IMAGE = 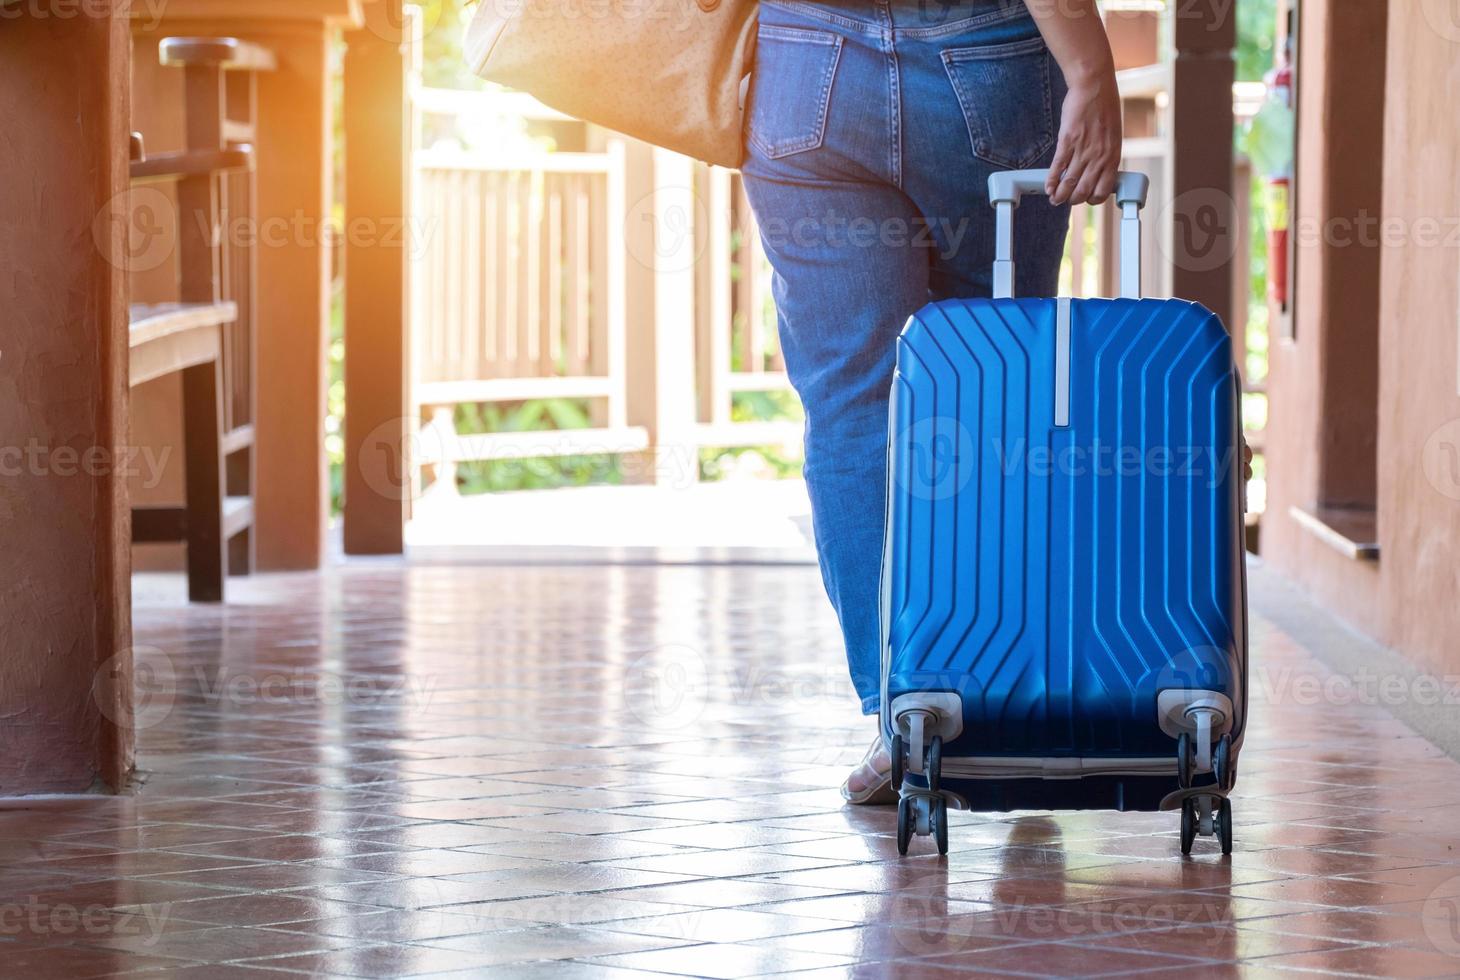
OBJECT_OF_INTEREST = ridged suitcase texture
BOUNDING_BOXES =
[881,296,1248,813]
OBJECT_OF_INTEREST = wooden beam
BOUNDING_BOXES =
[0,4,134,793]
[1169,0,1237,330]
[622,146,701,486]
[342,0,411,555]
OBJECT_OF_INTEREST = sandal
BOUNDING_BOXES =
[841,735,899,806]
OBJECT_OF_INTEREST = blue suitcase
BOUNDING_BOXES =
[881,170,1248,856]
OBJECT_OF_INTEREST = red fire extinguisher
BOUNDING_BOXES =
[1264,58,1294,309]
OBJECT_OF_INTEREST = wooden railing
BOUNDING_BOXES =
[408,87,786,492]
[693,166,799,448]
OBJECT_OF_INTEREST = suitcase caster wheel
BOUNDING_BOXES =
[1216,796,1234,855]
[890,733,905,791]
[1180,798,1197,855]
[1176,732,1193,789]
[896,796,912,856]
[925,736,943,793]
[1213,734,1233,792]
[931,797,949,855]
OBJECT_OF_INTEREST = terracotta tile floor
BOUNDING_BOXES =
[4,559,1460,977]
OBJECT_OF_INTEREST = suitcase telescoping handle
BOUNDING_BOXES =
[989,169,1151,301]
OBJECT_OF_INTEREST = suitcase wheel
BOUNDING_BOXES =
[896,792,948,857]
[1176,732,1193,789]
[1180,799,1197,855]
[890,733,905,792]
[931,797,949,855]
[1216,797,1234,854]
[1213,734,1234,792]
[1181,793,1235,856]
[925,736,943,794]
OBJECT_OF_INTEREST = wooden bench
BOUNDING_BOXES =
[127,37,273,602]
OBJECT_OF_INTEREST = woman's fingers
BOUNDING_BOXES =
[1090,164,1119,206]
[1055,167,1085,206]
[1046,140,1075,198]
[1050,141,1086,205]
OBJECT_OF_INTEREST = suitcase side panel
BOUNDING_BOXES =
[885,297,1245,761]
[1065,298,1245,748]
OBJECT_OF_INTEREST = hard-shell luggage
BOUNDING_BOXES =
[881,169,1248,856]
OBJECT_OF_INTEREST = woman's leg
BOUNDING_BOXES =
[740,4,933,719]
[739,173,930,716]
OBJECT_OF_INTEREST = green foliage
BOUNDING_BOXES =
[1235,0,1279,83]
[450,400,622,494]
[415,0,484,90]
[328,285,346,516]
[698,390,805,482]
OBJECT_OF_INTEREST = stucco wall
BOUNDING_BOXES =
[1372,3,1460,675]
[1264,0,1460,676]
[0,9,135,794]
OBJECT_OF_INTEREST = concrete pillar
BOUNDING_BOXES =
[342,0,412,555]
[0,5,135,793]
[1170,0,1237,330]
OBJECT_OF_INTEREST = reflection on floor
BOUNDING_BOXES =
[4,558,1460,978]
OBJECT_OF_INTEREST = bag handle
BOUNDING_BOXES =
[989,169,1150,301]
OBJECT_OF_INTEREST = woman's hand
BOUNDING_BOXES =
[1024,0,1123,206]
[1045,70,1123,206]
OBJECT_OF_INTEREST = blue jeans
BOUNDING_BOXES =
[741,0,1071,715]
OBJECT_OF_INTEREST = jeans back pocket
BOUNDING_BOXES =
[748,26,844,160]
[942,36,1057,170]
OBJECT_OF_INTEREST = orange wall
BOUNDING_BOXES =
[1371,3,1460,673]
[0,10,134,794]
[1264,0,1460,671]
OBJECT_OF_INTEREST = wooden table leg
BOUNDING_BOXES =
[182,359,227,602]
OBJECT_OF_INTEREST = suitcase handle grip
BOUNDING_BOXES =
[990,168,1149,301]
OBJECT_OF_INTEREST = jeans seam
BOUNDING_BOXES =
[762,0,885,35]
[894,3,1034,39]
[763,0,1032,39]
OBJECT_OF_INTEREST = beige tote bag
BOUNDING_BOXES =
[466,0,759,170]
